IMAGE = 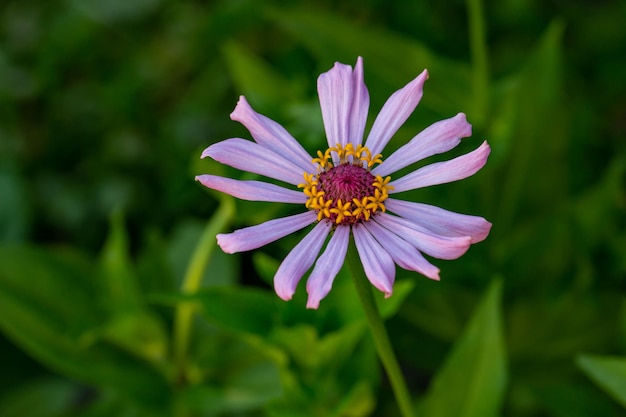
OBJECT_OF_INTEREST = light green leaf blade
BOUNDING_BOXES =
[577,354,626,408]
[421,279,507,417]
[99,210,142,314]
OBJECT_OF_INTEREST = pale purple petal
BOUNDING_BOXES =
[230,96,315,172]
[305,225,350,309]
[196,175,306,204]
[364,69,429,157]
[373,113,472,177]
[274,220,332,301]
[389,141,490,193]
[352,223,395,297]
[375,213,472,260]
[318,61,354,149]
[363,221,440,280]
[385,198,492,243]
[217,211,316,254]
[348,56,369,148]
[202,138,306,185]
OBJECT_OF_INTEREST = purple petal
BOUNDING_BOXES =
[274,220,332,301]
[230,96,315,172]
[364,69,429,157]
[363,221,440,280]
[389,141,490,193]
[352,223,395,296]
[373,113,472,177]
[318,61,354,149]
[217,211,316,254]
[305,225,350,309]
[385,198,492,243]
[196,175,306,204]
[348,57,369,148]
[201,138,306,185]
[375,213,472,260]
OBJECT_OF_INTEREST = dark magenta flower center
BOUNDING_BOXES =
[318,163,376,205]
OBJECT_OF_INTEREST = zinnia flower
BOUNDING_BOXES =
[196,57,491,309]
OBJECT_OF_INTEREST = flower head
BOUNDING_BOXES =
[196,57,491,309]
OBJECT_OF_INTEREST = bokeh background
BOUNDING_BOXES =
[1,0,625,416]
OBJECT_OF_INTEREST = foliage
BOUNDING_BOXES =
[1,0,625,416]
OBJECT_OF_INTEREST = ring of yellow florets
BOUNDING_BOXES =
[298,143,394,225]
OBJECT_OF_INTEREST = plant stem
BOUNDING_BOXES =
[346,240,416,417]
[172,196,234,383]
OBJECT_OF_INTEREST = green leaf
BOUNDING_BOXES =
[0,245,170,411]
[178,345,283,415]
[0,167,28,243]
[222,40,302,109]
[96,211,168,363]
[269,8,472,117]
[375,279,415,319]
[99,210,142,314]
[0,377,79,417]
[497,20,565,230]
[577,354,626,408]
[193,286,285,337]
[421,279,507,417]
[331,381,376,417]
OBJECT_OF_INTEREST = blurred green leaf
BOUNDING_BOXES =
[331,381,376,417]
[270,8,473,117]
[497,19,565,231]
[178,354,283,415]
[531,382,617,417]
[507,293,619,364]
[167,218,238,288]
[96,211,168,363]
[0,245,170,411]
[375,279,415,319]
[0,168,28,243]
[252,252,279,287]
[421,279,507,417]
[99,210,142,314]
[68,0,161,23]
[0,377,80,417]
[577,354,626,408]
[194,286,285,337]
[318,321,366,371]
[222,40,302,109]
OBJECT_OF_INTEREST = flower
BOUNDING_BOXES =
[196,57,491,309]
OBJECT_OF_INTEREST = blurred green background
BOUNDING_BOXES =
[1,0,625,416]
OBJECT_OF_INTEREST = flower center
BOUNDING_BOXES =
[298,143,394,225]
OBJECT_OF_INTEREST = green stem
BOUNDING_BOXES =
[346,240,415,417]
[467,0,489,128]
[173,196,235,382]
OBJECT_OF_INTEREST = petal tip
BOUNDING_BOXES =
[275,285,294,302]
[200,146,214,159]
[230,95,250,121]
[471,219,493,243]
[429,270,441,281]
[216,234,236,254]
